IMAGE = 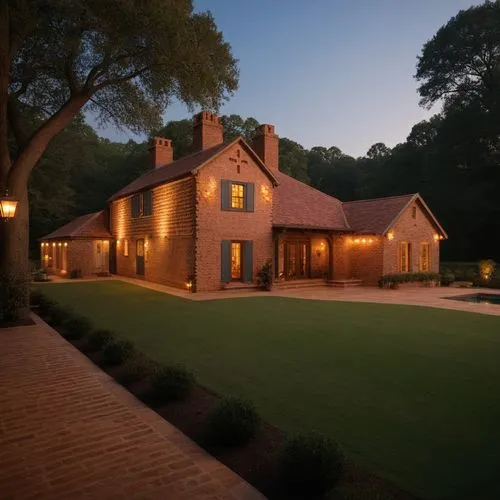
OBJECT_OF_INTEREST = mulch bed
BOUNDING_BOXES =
[42,311,417,500]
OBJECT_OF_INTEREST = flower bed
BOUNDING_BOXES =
[378,272,441,289]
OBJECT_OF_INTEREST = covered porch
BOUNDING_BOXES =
[272,227,355,285]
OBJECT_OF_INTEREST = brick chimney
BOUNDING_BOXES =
[253,124,279,171]
[149,137,173,169]
[193,111,224,151]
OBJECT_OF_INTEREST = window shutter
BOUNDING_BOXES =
[131,195,140,217]
[221,180,230,210]
[245,183,254,212]
[143,191,152,216]
[243,240,253,282]
[221,240,231,282]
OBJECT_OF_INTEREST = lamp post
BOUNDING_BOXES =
[0,191,18,220]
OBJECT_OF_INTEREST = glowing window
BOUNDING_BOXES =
[124,239,129,257]
[231,242,242,279]
[231,183,245,209]
[420,242,430,272]
[399,241,411,272]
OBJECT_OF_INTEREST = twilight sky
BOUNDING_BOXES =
[91,0,484,157]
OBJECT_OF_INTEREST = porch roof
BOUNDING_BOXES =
[40,211,112,241]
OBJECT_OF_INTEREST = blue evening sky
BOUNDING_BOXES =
[91,0,483,157]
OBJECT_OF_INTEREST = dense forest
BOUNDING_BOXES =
[29,2,500,263]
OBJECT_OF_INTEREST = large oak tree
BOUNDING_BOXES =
[0,0,238,281]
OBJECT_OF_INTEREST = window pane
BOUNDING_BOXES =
[231,242,241,279]
[231,183,245,209]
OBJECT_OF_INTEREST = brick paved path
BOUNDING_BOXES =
[0,315,264,500]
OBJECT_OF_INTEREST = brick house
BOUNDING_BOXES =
[40,111,447,291]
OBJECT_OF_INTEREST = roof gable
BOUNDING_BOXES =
[108,137,278,202]
[40,211,112,240]
[343,193,447,237]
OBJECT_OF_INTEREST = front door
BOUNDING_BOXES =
[285,241,309,279]
[136,239,145,276]
[109,240,117,274]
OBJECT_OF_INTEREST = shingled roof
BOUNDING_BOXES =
[343,193,447,236]
[40,211,111,240]
[272,171,351,231]
[108,138,278,202]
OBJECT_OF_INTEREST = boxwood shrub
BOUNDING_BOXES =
[119,356,157,385]
[63,315,93,340]
[378,272,440,288]
[87,329,116,352]
[102,339,137,366]
[280,432,343,497]
[152,364,195,402]
[46,304,72,327]
[207,396,261,446]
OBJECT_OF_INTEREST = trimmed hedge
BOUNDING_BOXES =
[102,340,137,366]
[207,396,261,446]
[378,272,440,288]
[280,432,343,497]
[87,329,116,351]
[119,357,158,385]
[63,315,93,340]
[152,364,195,402]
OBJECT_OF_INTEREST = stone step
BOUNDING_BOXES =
[326,279,363,288]
[273,279,327,290]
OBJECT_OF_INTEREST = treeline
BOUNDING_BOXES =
[29,108,499,263]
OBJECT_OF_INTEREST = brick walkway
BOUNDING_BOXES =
[0,316,264,500]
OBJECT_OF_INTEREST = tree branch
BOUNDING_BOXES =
[7,98,29,154]
[93,66,150,92]
[8,93,89,190]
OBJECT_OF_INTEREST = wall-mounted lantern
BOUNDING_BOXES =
[0,191,18,220]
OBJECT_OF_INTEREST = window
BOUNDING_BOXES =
[412,206,417,219]
[399,241,411,272]
[131,194,141,217]
[142,191,152,216]
[231,242,242,279]
[221,180,254,212]
[123,239,129,257]
[231,183,245,209]
[131,191,153,218]
[420,242,430,271]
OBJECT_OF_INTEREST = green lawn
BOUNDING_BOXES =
[39,280,500,500]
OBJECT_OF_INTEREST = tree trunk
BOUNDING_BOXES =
[0,181,29,279]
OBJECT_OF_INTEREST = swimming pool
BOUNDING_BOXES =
[446,293,500,305]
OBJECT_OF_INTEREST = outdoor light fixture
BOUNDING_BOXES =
[387,232,395,241]
[0,191,18,220]
[186,280,193,292]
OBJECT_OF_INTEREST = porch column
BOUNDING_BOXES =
[327,234,334,281]
[273,231,280,280]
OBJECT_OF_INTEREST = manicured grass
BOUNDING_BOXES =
[39,281,500,500]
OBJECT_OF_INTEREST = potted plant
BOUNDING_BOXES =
[257,259,273,291]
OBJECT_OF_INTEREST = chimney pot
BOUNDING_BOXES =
[193,111,224,151]
[253,123,279,171]
[149,136,173,169]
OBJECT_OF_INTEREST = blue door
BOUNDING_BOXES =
[136,239,145,276]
